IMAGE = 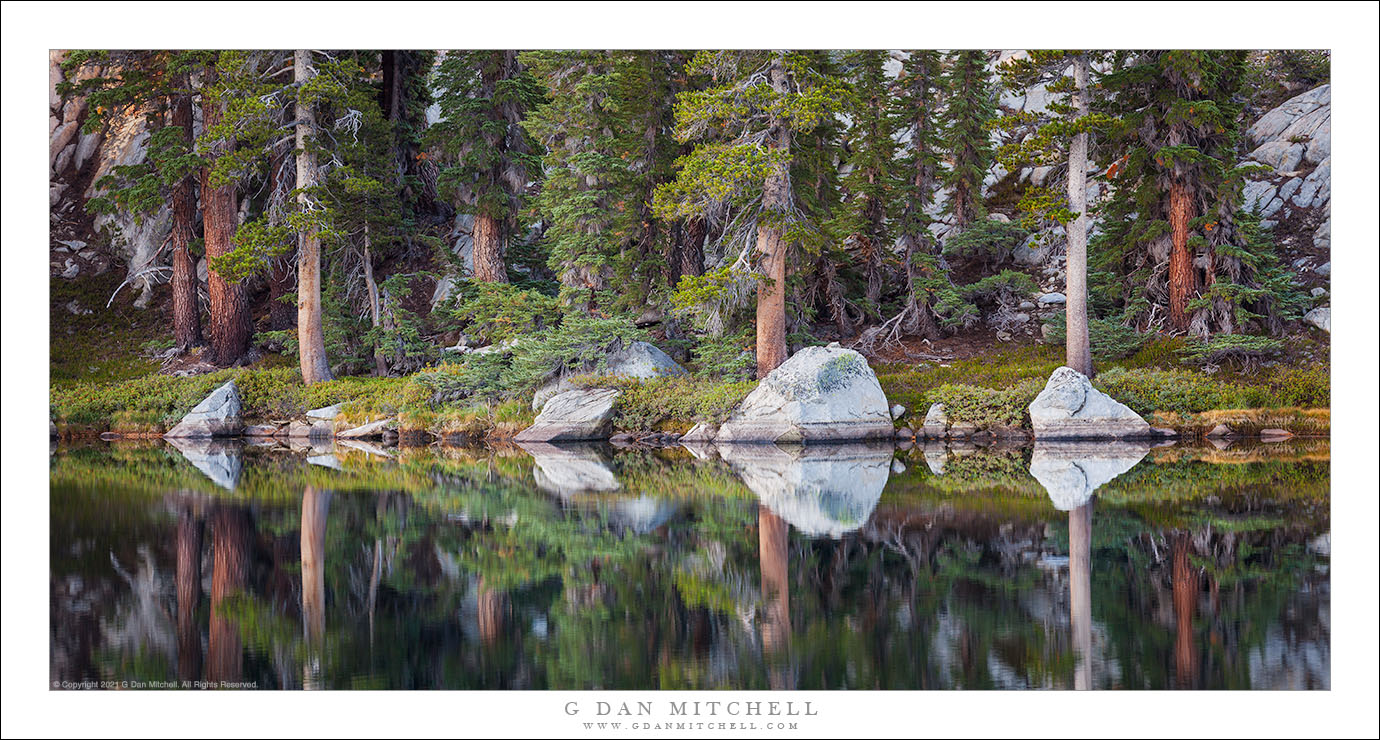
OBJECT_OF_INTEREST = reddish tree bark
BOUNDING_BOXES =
[477,578,510,647]
[199,75,251,366]
[471,212,507,283]
[1167,180,1195,332]
[300,486,330,689]
[754,60,791,379]
[169,81,203,351]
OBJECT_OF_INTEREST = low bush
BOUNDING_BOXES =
[433,281,562,345]
[1092,367,1240,416]
[1042,314,1149,362]
[876,344,1062,416]
[927,378,1044,428]
[577,375,758,434]
[1178,334,1285,370]
[943,219,1030,267]
[689,329,756,381]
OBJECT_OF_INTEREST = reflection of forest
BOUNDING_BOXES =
[48,441,1330,690]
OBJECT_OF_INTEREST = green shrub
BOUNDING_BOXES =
[689,329,755,381]
[578,375,757,434]
[1092,367,1240,416]
[960,270,1038,306]
[928,378,1044,428]
[1042,314,1150,362]
[876,344,1062,416]
[943,219,1030,267]
[1178,334,1284,370]
[1264,366,1330,408]
[434,280,562,345]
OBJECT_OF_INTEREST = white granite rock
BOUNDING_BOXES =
[1302,306,1330,333]
[516,388,620,442]
[1028,367,1150,440]
[532,340,687,411]
[715,346,893,444]
[164,381,243,438]
[520,442,621,496]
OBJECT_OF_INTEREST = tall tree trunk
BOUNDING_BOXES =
[175,506,203,681]
[362,227,388,376]
[209,506,252,683]
[199,71,250,367]
[903,234,942,341]
[169,80,203,351]
[754,60,791,379]
[300,486,330,689]
[1068,501,1093,690]
[1065,54,1094,376]
[1167,180,1194,332]
[295,49,334,383]
[471,212,507,283]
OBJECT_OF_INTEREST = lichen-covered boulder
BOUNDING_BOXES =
[718,442,890,538]
[1028,367,1150,440]
[1029,440,1151,511]
[716,345,893,444]
[516,388,620,442]
[164,381,242,438]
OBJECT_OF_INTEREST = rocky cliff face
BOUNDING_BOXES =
[1239,84,1332,301]
[50,51,179,307]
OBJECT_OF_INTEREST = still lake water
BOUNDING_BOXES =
[50,436,1329,690]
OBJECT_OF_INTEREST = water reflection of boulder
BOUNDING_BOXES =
[717,443,892,538]
[164,437,242,490]
[606,495,680,534]
[1029,441,1152,510]
[519,442,620,497]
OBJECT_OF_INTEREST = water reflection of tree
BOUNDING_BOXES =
[50,444,1329,690]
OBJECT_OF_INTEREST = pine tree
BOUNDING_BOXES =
[63,50,207,351]
[521,50,682,312]
[940,50,997,232]
[207,51,405,381]
[996,50,1109,376]
[653,51,846,377]
[825,50,895,335]
[197,56,253,366]
[292,49,333,383]
[1095,51,1297,336]
[428,51,543,285]
[868,49,966,348]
